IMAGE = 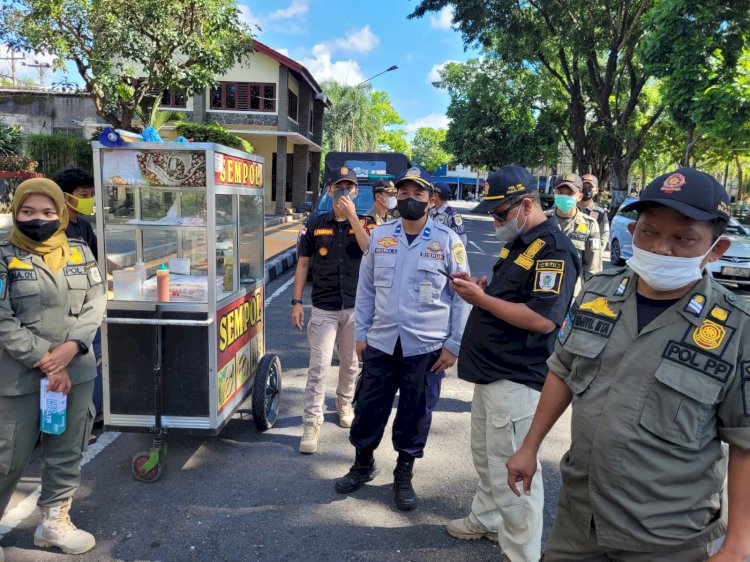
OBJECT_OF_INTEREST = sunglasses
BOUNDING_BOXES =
[488,198,525,222]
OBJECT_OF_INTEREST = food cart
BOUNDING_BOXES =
[92,141,282,482]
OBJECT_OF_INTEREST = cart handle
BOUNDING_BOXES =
[105,317,215,327]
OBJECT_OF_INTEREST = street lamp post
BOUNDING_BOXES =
[356,65,399,87]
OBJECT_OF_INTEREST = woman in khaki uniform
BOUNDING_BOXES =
[0,179,106,559]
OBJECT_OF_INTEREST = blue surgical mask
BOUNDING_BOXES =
[555,194,577,213]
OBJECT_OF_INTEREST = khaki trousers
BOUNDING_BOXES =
[469,379,543,562]
[0,379,95,515]
[304,307,359,424]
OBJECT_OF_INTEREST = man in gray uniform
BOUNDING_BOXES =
[548,173,602,280]
[507,168,750,561]
[578,173,610,249]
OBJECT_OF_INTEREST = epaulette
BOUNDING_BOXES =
[712,278,750,316]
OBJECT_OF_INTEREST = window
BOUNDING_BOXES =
[309,107,314,133]
[160,88,187,108]
[52,127,84,137]
[288,90,298,122]
[210,82,276,112]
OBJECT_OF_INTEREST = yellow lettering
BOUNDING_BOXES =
[219,316,227,351]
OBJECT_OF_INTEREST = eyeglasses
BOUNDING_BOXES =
[488,198,524,222]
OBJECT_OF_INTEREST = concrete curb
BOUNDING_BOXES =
[264,212,305,228]
[264,246,297,284]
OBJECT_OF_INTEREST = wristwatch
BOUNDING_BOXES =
[73,340,89,355]
[291,299,303,306]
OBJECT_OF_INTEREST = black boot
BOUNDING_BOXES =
[335,450,380,494]
[393,453,417,511]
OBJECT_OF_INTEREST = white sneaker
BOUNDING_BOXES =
[446,516,498,542]
[34,498,96,554]
[299,420,321,454]
[336,399,354,428]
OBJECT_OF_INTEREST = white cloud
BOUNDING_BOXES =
[276,48,290,57]
[427,60,457,86]
[332,25,380,54]
[268,0,308,20]
[238,5,262,28]
[298,26,381,85]
[430,6,454,30]
[0,46,57,86]
[300,44,365,85]
[406,113,450,134]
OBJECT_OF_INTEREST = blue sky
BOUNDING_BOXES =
[1,0,478,134]
[239,0,479,133]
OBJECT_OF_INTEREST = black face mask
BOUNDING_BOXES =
[581,188,594,201]
[397,198,429,221]
[16,219,61,242]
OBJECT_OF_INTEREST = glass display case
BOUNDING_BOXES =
[93,142,281,479]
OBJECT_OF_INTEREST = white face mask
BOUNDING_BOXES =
[494,207,528,245]
[385,196,397,210]
[626,239,720,292]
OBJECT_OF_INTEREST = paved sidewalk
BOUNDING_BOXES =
[263,213,304,282]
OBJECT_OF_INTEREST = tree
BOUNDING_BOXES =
[410,0,663,193]
[321,81,381,153]
[411,127,452,174]
[640,0,750,165]
[371,91,410,155]
[1,0,253,129]
[435,58,561,170]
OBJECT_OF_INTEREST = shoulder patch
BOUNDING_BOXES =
[514,238,546,270]
[454,214,463,226]
[0,272,6,300]
[534,260,564,294]
[685,293,706,316]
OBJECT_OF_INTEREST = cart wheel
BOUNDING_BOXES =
[131,451,164,483]
[252,354,282,431]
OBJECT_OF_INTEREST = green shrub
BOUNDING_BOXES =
[0,120,24,157]
[174,122,254,153]
[25,134,93,177]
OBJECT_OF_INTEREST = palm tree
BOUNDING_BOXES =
[135,99,185,133]
[321,81,381,153]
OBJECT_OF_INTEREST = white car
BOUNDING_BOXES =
[707,218,750,287]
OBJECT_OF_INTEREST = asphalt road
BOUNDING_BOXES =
[1,207,747,562]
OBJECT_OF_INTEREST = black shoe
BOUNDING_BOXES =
[335,455,380,494]
[393,454,417,511]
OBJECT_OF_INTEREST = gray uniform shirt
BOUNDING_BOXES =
[549,268,750,551]
[548,209,602,279]
[580,202,610,247]
[0,239,106,396]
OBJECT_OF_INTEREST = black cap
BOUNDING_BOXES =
[434,182,452,199]
[372,179,396,194]
[620,168,731,221]
[473,165,536,213]
[329,166,358,186]
[395,167,434,192]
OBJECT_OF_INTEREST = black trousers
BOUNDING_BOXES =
[349,340,443,458]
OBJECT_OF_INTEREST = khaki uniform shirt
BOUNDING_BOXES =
[548,209,602,279]
[580,202,610,247]
[548,268,750,551]
[366,205,397,226]
[0,239,106,396]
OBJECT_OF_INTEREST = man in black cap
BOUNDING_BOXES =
[507,168,750,561]
[367,179,399,225]
[431,182,467,246]
[578,173,610,249]
[445,165,580,562]
[292,166,375,454]
[335,167,471,511]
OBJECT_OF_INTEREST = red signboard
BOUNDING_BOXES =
[214,152,263,187]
